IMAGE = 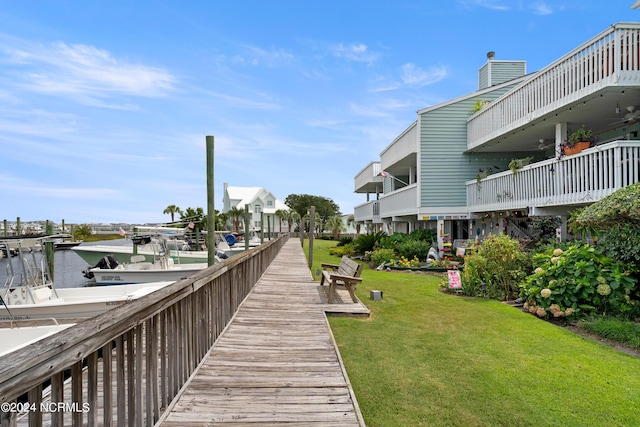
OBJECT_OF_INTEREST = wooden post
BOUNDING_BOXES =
[244,204,250,251]
[267,216,271,241]
[308,206,315,268]
[206,136,216,265]
[260,212,264,244]
[45,221,55,282]
[133,227,138,255]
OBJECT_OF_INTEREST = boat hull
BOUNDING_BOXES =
[0,282,173,321]
[90,263,208,285]
[72,245,209,265]
[0,324,74,357]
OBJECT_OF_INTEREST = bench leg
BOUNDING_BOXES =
[346,285,358,303]
[328,281,336,303]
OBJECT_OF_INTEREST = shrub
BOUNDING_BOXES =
[519,244,638,318]
[329,244,354,257]
[352,232,386,255]
[408,228,437,243]
[397,239,431,261]
[390,256,421,268]
[337,236,354,247]
[460,234,530,300]
[370,248,397,267]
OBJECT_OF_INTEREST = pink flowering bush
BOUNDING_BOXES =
[520,244,637,318]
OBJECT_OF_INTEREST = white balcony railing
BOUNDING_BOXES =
[354,200,380,223]
[380,123,417,169]
[354,161,382,193]
[468,23,640,149]
[467,140,640,213]
[379,184,418,218]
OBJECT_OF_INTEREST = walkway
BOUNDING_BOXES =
[160,239,369,426]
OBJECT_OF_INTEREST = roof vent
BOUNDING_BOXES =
[487,51,495,60]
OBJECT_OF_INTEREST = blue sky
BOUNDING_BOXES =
[0,1,638,225]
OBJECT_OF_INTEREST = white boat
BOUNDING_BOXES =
[72,242,209,265]
[0,239,174,321]
[0,282,173,321]
[72,231,241,265]
[87,253,210,285]
[0,324,74,357]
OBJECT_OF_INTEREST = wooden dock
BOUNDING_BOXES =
[160,239,369,426]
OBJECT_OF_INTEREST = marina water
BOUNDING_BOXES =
[0,239,129,289]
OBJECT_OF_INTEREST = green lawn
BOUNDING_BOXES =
[305,239,640,427]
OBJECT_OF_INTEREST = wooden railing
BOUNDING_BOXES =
[468,23,640,148]
[466,140,640,213]
[0,234,288,427]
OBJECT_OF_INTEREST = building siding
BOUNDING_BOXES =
[419,84,523,208]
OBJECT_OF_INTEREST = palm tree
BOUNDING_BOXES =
[345,214,360,234]
[275,209,293,233]
[163,205,183,222]
[227,206,247,232]
[327,216,346,240]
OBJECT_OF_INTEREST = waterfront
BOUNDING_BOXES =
[0,239,129,289]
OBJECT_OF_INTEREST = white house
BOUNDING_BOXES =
[354,22,640,251]
[222,183,290,233]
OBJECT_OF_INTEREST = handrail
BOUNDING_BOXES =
[468,23,640,147]
[0,234,289,426]
[466,140,640,212]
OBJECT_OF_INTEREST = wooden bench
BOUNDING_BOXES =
[320,256,363,303]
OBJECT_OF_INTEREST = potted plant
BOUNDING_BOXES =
[476,167,492,184]
[508,157,533,174]
[564,126,594,155]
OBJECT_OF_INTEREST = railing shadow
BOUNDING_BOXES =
[0,234,289,427]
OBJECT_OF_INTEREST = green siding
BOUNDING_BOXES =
[419,84,522,208]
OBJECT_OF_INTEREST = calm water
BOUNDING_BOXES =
[0,239,129,289]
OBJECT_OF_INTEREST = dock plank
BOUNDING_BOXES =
[161,240,367,426]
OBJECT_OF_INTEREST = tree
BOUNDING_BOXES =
[227,206,248,232]
[284,194,340,233]
[574,183,640,266]
[73,224,93,240]
[326,216,346,240]
[216,211,229,231]
[275,209,294,232]
[163,205,183,222]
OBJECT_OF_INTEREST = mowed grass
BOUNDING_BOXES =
[305,239,640,427]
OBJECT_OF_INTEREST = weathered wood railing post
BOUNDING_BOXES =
[244,204,250,251]
[308,206,315,268]
[206,135,216,266]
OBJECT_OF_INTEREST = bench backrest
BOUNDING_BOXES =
[338,256,363,278]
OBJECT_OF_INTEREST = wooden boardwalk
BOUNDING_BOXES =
[160,240,369,426]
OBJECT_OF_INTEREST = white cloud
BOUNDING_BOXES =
[330,43,380,63]
[370,64,448,92]
[0,38,176,104]
[529,1,554,15]
[461,0,511,11]
[401,63,448,87]
[229,44,295,67]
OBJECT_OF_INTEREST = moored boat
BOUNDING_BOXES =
[0,239,174,321]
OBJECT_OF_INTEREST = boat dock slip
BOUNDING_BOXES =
[160,239,368,426]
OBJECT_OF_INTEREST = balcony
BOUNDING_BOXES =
[468,23,640,152]
[354,161,383,194]
[380,123,417,170]
[354,200,380,223]
[379,184,418,219]
[466,140,640,213]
